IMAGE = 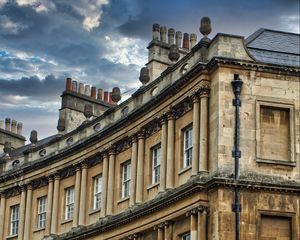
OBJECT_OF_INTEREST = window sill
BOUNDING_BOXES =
[6,234,17,239]
[256,158,296,167]
[89,208,101,215]
[178,165,192,175]
[117,196,129,204]
[33,227,45,233]
[147,182,160,190]
[61,218,73,225]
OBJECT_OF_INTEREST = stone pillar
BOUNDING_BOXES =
[136,131,145,203]
[198,207,208,240]
[192,93,200,176]
[106,148,116,215]
[100,152,109,218]
[18,185,26,240]
[199,86,210,172]
[24,184,33,240]
[130,135,138,206]
[45,176,54,235]
[155,224,164,240]
[166,111,175,189]
[164,221,173,240]
[0,193,6,239]
[190,210,198,240]
[50,174,60,234]
[73,165,81,227]
[79,162,88,225]
[159,116,167,192]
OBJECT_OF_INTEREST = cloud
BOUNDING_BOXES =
[0,15,26,34]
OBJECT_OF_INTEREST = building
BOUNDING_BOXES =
[0,17,299,240]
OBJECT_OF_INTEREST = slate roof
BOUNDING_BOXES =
[246,28,300,67]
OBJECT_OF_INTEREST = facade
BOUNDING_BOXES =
[0,17,299,240]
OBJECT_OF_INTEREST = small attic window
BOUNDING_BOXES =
[180,63,189,76]
[122,106,129,116]
[39,149,46,157]
[94,123,101,132]
[66,137,73,145]
[12,160,20,167]
[151,87,158,96]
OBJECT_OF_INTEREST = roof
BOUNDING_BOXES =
[246,28,300,67]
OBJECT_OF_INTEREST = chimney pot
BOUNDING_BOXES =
[91,86,97,99]
[79,83,84,94]
[11,120,17,133]
[183,33,190,49]
[97,89,103,100]
[109,92,113,105]
[160,26,167,43]
[152,23,160,40]
[168,28,175,45]
[175,31,182,48]
[71,81,78,92]
[0,120,4,129]
[190,33,197,48]
[66,78,72,91]
[30,130,38,145]
[85,85,91,96]
[104,91,109,102]
[17,122,23,135]
[5,118,11,131]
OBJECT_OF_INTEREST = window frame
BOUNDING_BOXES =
[93,175,102,210]
[151,144,161,184]
[37,196,47,229]
[121,161,131,199]
[181,232,191,240]
[10,205,19,236]
[65,187,75,220]
[183,125,193,168]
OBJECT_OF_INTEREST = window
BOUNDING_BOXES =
[182,232,191,240]
[65,187,74,220]
[121,161,131,198]
[183,126,193,168]
[93,175,102,210]
[152,145,161,184]
[37,196,47,228]
[10,205,19,236]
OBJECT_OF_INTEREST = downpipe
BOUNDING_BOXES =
[231,74,243,240]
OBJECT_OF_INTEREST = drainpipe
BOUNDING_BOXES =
[231,74,243,240]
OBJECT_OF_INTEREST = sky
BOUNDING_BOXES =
[0,0,299,142]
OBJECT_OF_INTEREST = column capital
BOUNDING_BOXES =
[19,184,26,192]
[101,149,109,158]
[158,114,167,125]
[199,84,210,98]
[54,172,61,180]
[137,130,145,139]
[130,134,138,143]
[166,109,175,120]
[164,220,173,227]
[47,174,54,183]
[75,164,81,172]
[80,160,88,169]
[26,183,33,191]
[108,146,116,155]
[198,205,210,214]
[0,191,6,198]
[191,89,200,103]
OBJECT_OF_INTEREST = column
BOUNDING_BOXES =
[164,221,173,240]
[156,224,164,240]
[130,135,138,206]
[50,174,60,234]
[0,192,6,239]
[73,165,81,227]
[79,162,88,225]
[159,116,167,192]
[198,206,208,240]
[136,131,145,203]
[24,184,33,240]
[106,148,116,215]
[199,86,210,172]
[190,210,198,240]
[100,152,109,218]
[192,92,200,175]
[18,185,26,240]
[166,111,175,189]
[45,176,54,235]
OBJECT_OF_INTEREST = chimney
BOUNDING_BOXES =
[66,78,72,91]
[190,33,197,48]
[175,31,182,49]
[104,91,109,102]
[11,120,17,133]
[183,33,189,49]
[5,118,10,131]
[91,86,97,99]
[79,83,84,94]
[168,28,175,45]
[152,23,160,40]
[109,92,113,104]
[97,88,103,100]
[160,26,167,43]
[85,85,91,96]
[71,81,78,92]
[17,122,23,135]
[0,120,3,129]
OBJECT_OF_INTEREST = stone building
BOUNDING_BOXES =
[0,17,299,240]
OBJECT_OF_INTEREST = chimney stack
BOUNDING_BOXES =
[152,23,160,40]
[183,33,190,49]
[104,91,109,102]
[17,122,23,135]
[66,78,72,91]
[71,81,78,92]
[175,31,182,48]
[168,28,175,45]
[97,89,103,100]
[5,118,10,131]
[79,83,84,94]
[11,120,17,133]
[160,26,167,43]
[91,86,97,99]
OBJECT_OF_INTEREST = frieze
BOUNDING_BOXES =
[115,137,132,155]
[143,118,161,138]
